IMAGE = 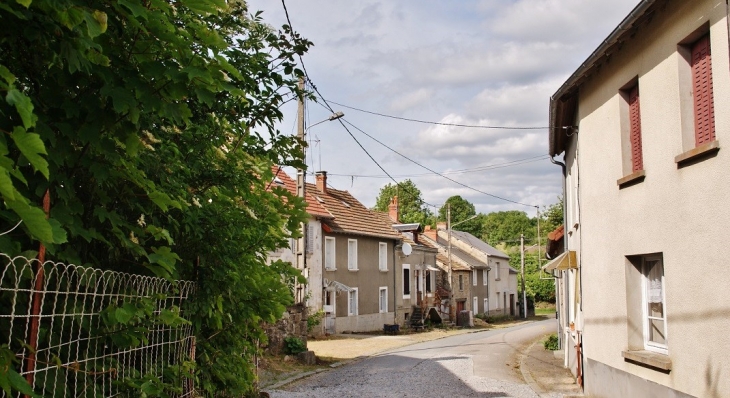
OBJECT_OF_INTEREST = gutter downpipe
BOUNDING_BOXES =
[550,155,567,352]
[393,241,398,326]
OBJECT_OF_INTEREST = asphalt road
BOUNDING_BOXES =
[269,319,557,398]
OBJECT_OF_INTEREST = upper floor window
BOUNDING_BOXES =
[472,269,477,286]
[458,274,464,291]
[348,239,358,270]
[324,237,336,270]
[495,262,501,280]
[627,84,644,172]
[482,269,488,285]
[379,242,388,271]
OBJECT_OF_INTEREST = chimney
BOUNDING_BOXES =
[388,196,399,222]
[436,222,447,231]
[315,171,327,193]
[424,225,437,241]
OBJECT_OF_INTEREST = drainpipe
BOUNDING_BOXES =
[550,156,567,351]
[393,241,398,326]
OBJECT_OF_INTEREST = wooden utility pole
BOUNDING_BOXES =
[447,204,453,322]
[295,77,307,304]
[521,233,526,319]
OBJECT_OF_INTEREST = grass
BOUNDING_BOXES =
[535,307,556,316]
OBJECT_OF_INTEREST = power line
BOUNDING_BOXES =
[317,155,550,179]
[325,99,550,130]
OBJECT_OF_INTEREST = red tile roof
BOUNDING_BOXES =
[270,166,333,219]
[308,184,401,239]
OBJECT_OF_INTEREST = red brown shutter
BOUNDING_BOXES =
[628,85,643,172]
[691,34,716,146]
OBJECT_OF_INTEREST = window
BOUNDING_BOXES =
[472,296,478,314]
[347,239,358,270]
[483,298,488,314]
[618,79,646,187]
[691,33,715,146]
[348,288,358,316]
[472,269,477,286]
[625,253,668,356]
[495,262,501,280]
[402,264,410,298]
[643,256,667,353]
[379,242,388,271]
[379,287,388,313]
[324,237,336,270]
[306,224,315,254]
[482,269,487,285]
[458,274,464,291]
[627,84,644,172]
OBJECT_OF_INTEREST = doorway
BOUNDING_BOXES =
[509,294,515,316]
[324,290,336,334]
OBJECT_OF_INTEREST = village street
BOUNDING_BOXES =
[268,320,576,398]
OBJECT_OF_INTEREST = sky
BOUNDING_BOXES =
[245,0,641,217]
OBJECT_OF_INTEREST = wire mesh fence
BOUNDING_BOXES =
[0,253,196,397]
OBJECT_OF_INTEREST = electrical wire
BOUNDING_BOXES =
[324,99,550,130]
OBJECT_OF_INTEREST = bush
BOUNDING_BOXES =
[307,310,325,333]
[284,337,307,355]
[543,334,559,351]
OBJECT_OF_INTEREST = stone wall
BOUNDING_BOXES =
[263,303,308,356]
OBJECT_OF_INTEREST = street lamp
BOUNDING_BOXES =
[447,207,479,322]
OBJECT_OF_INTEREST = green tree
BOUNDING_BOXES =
[1,0,310,395]
[508,252,554,303]
[374,179,433,224]
[437,195,483,237]
[540,197,564,234]
[482,210,536,246]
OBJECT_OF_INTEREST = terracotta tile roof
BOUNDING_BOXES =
[270,166,333,219]
[308,184,401,240]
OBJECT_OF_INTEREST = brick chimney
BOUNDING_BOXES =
[315,171,327,193]
[388,196,399,222]
[424,225,437,241]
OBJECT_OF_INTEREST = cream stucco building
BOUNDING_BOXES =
[547,1,730,397]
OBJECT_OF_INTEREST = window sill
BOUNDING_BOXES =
[622,350,671,372]
[617,170,645,189]
[325,268,337,272]
[675,140,720,167]
[379,269,388,273]
[403,295,411,300]
[348,269,359,272]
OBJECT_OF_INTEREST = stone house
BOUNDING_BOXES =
[547,0,730,396]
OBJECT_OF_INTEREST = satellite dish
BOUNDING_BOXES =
[402,243,412,256]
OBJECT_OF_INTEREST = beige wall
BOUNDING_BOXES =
[394,246,438,326]
[568,1,730,396]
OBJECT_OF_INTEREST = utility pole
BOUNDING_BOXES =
[447,203,453,323]
[521,233,526,319]
[295,77,307,304]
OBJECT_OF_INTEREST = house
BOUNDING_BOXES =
[310,172,402,334]
[421,225,517,321]
[547,0,729,396]
[375,197,443,329]
[267,166,333,318]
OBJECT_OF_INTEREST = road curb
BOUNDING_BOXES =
[519,336,548,398]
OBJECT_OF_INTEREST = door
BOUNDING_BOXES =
[456,300,465,313]
[509,294,515,316]
[324,290,336,334]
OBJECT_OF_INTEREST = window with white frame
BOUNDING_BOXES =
[472,269,477,286]
[324,237,336,270]
[425,270,433,294]
[643,255,667,353]
[473,296,478,314]
[379,287,388,313]
[379,242,388,271]
[348,288,358,316]
[347,239,358,270]
[495,261,501,280]
[483,298,488,314]
[482,269,487,285]
[402,264,411,298]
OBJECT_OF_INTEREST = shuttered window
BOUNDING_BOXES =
[628,85,644,172]
[324,237,335,270]
[306,224,315,253]
[691,34,716,146]
[347,239,357,270]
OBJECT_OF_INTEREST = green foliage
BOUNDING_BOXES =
[0,345,40,397]
[374,180,433,224]
[539,197,564,240]
[0,0,312,396]
[543,333,559,351]
[509,252,555,303]
[306,310,324,333]
[482,210,536,246]
[437,195,483,237]
[283,336,307,355]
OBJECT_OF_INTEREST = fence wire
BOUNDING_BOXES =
[0,253,196,397]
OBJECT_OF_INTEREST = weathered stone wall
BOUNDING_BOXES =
[263,303,308,355]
